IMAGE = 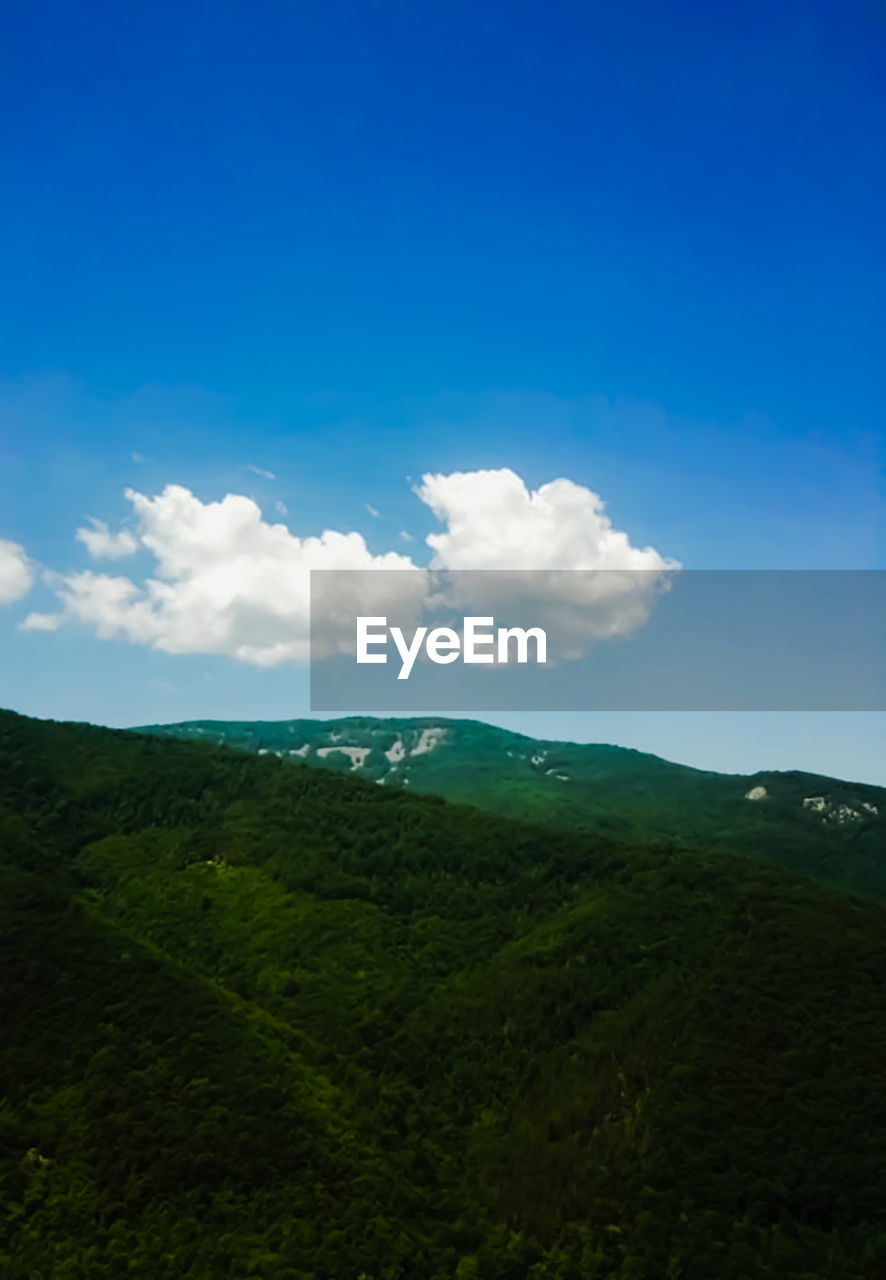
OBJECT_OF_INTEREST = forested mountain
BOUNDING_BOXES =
[4,706,886,1278]
[137,716,886,900]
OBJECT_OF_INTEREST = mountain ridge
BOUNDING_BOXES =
[134,714,886,901]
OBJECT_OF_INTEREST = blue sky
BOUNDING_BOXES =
[1,0,884,781]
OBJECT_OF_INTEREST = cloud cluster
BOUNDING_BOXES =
[0,539,34,604]
[20,468,677,665]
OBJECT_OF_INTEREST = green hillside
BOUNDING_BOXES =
[137,716,886,900]
[3,707,886,1278]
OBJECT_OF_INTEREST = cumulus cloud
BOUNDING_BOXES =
[76,518,139,560]
[0,539,35,604]
[417,468,668,572]
[27,468,677,666]
[37,485,416,666]
[415,468,679,657]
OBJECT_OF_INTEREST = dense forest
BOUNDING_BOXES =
[140,716,886,900]
[3,707,886,1278]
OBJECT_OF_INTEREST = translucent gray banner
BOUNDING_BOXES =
[309,569,886,711]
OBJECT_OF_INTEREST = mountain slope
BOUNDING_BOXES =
[0,859,397,1278]
[3,707,886,1277]
[136,715,886,900]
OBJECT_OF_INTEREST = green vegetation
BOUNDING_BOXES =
[139,716,886,900]
[3,707,886,1277]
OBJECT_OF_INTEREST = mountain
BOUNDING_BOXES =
[3,706,886,1277]
[135,716,886,900]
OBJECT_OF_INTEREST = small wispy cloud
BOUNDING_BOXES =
[76,518,139,560]
[130,451,148,464]
[247,464,275,480]
[365,503,381,518]
[275,500,288,517]
[399,529,414,542]
[20,612,63,631]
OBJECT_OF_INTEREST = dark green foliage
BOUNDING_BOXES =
[137,715,886,901]
[2,708,886,1277]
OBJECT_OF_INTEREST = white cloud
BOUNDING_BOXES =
[415,468,679,657]
[76,518,139,560]
[399,529,415,542]
[30,469,676,666]
[20,611,63,631]
[247,464,275,480]
[41,484,416,666]
[416,468,668,572]
[275,500,288,517]
[365,503,381,518]
[0,539,35,604]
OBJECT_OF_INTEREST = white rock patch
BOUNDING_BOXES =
[316,746,371,770]
[803,795,870,824]
[745,786,768,801]
[412,727,448,756]
[831,804,863,824]
[385,739,406,764]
